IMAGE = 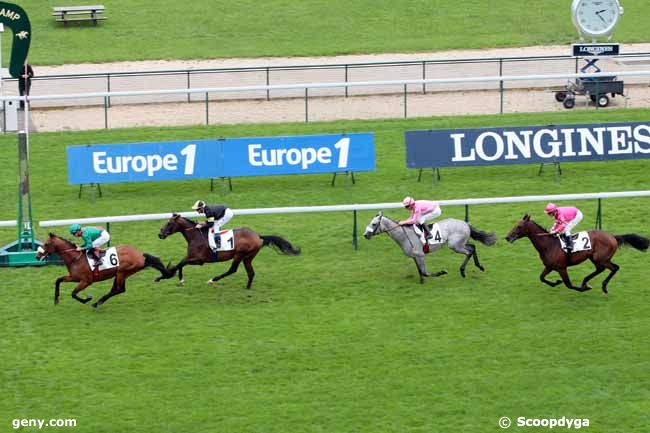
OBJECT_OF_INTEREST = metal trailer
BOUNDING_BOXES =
[554,76,624,109]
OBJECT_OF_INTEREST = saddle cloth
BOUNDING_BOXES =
[86,247,119,270]
[208,229,235,252]
[413,223,444,246]
[559,231,592,253]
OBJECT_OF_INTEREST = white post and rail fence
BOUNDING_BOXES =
[5,190,641,251]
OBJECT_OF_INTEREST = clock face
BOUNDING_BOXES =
[573,0,621,36]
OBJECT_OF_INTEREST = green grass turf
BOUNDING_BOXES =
[1,109,649,432]
[4,0,645,65]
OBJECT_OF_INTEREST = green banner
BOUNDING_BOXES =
[0,2,31,78]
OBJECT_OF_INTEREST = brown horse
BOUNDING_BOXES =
[36,233,175,308]
[158,214,301,288]
[506,214,649,293]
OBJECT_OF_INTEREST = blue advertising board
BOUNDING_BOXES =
[406,121,650,168]
[67,133,375,184]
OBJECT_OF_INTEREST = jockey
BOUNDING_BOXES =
[69,223,110,269]
[192,200,234,248]
[544,203,583,253]
[399,196,442,240]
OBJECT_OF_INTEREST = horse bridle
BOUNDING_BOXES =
[369,214,402,236]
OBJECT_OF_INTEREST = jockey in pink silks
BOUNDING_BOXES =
[399,196,442,240]
[544,203,583,253]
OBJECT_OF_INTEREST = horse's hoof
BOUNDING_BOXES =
[207,279,214,285]
[153,278,160,283]
[440,269,448,275]
[460,270,466,278]
[602,287,608,294]
[479,266,485,272]
[178,280,185,287]
[91,302,98,309]
[87,294,93,300]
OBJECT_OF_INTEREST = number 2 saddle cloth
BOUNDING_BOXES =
[559,231,592,253]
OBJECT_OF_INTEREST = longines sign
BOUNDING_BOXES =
[572,43,620,57]
[405,122,650,168]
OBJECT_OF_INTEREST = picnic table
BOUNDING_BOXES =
[52,5,106,26]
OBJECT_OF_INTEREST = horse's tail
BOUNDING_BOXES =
[614,234,650,251]
[143,253,176,279]
[260,235,301,256]
[469,225,497,246]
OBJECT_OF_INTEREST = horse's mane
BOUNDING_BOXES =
[528,219,549,234]
[172,214,197,225]
[179,215,197,225]
[51,233,77,248]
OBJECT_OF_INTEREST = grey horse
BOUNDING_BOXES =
[363,211,497,283]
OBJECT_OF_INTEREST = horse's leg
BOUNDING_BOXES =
[208,257,242,285]
[557,268,587,292]
[448,241,473,278]
[467,243,485,272]
[413,256,446,282]
[413,258,424,284]
[92,276,127,309]
[243,258,256,289]
[539,266,562,287]
[174,257,202,286]
[71,281,93,304]
[54,275,76,305]
[600,261,620,294]
[580,260,606,291]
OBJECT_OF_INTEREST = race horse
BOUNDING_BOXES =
[505,214,649,293]
[158,214,301,288]
[364,212,497,283]
[36,233,175,308]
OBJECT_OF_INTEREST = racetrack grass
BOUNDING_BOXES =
[1,109,649,432]
[12,0,650,65]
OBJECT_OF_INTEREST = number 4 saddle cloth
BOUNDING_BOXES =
[559,231,592,253]
[413,223,444,246]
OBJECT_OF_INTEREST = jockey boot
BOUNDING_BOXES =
[561,233,573,254]
[88,248,102,269]
[215,233,222,250]
[420,223,433,240]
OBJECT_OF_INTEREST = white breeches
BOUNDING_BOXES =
[562,210,583,235]
[212,208,234,231]
[91,231,110,248]
[417,207,442,224]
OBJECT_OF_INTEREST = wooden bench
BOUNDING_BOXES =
[52,5,106,26]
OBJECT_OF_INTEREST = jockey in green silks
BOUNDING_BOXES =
[69,224,111,269]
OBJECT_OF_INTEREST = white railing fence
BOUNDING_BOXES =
[36,191,650,249]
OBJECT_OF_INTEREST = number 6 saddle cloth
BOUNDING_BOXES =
[86,247,120,270]
[559,231,592,253]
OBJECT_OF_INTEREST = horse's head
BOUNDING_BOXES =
[159,213,184,239]
[505,214,533,243]
[36,233,66,260]
[364,211,385,239]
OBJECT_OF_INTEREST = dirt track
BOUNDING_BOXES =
[17,43,650,132]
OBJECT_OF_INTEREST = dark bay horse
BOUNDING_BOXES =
[506,214,649,293]
[158,214,301,288]
[36,233,174,308]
